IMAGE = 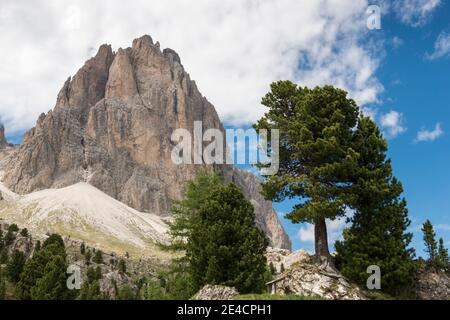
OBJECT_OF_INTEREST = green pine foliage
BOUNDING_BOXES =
[6,250,26,283]
[34,240,41,252]
[0,268,6,300]
[254,82,360,257]
[117,285,136,300]
[253,81,415,295]
[78,280,104,300]
[422,220,438,265]
[438,238,449,271]
[20,228,28,237]
[0,249,8,264]
[167,171,269,295]
[15,234,74,300]
[117,259,127,275]
[4,230,16,246]
[421,220,449,271]
[335,116,415,296]
[93,250,103,264]
[78,266,107,300]
[84,250,92,265]
[144,279,171,300]
[7,224,19,233]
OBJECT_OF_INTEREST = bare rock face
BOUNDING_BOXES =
[266,247,310,273]
[266,249,366,300]
[232,170,291,250]
[2,35,291,250]
[192,285,239,300]
[0,124,13,149]
[416,268,450,300]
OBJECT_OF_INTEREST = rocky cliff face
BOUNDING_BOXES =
[416,267,450,300]
[2,35,291,250]
[0,124,11,149]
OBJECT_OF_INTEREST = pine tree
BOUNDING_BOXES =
[7,224,19,233]
[34,240,41,252]
[117,285,136,300]
[20,228,28,237]
[0,228,3,250]
[254,82,360,258]
[4,230,15,246]
[30,255,71,300]
[169,172,269,294]
[438,238,449,270]
[269,262,276,275]
[78,280,103,300]
[0,249,8,264]
[78,266,105,300]
[0,268,6,300]
[93,250,103,264]
[335,116,416,296]
[422,220,438,266]
[6,250,26,283]
[15,234,73,300]
[85,251,92,265]
[118,259,127,275]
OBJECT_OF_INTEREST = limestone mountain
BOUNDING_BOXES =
[0,124,12,149]
[1,35,291,250]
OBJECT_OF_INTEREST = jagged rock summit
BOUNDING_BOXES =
[0,124,12,149]
[2,35,291,250]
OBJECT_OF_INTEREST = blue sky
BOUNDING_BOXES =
[270,2,450,255]
[377,2,450,256]
[232,1,450,256]
[1,1,449,256]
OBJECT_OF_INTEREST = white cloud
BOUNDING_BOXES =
[426,31,450,60]
[0,0,383,136]
[297,216,350,246]
[393,0,441,27]
[392,36,404,49]
[415,123,444,142]
[380,110,406,139]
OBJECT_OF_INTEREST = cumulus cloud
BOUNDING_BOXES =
[0,0,383,136]
[426,31,450,60]
[380,110,407,139]
[415,123,444,142]
[393,0,441,27]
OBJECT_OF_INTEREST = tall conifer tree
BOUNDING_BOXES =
[335,116,416,295]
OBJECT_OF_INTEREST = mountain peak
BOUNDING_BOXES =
[0,123,12,148]
[1,35,291,251]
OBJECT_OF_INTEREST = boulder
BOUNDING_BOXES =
[192,285,239,300]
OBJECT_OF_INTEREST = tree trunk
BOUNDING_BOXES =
[314,217,330,258]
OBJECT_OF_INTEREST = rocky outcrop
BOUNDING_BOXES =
[192,285,239,300]
[0,124,12,149]
[266,248,366,300]
[266,247,310,272]
[416,268,450,300]
[1,35,291,250]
